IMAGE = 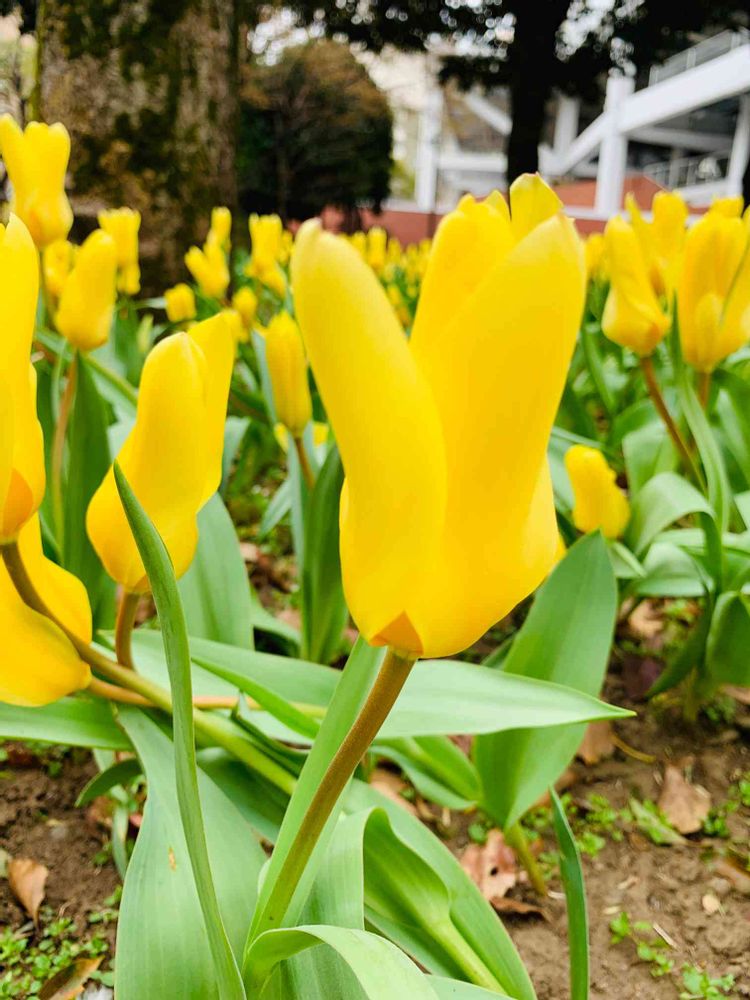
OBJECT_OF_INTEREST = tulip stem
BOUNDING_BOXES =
[51,351,78,548]
[640,356,702,484]
[698,371,712,410]
[0,541,296,796]
[115,591,140,669]
[505,822,548,897]
[251,646,416,938]
[293,434,315,491]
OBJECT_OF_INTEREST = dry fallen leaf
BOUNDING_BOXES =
[722,684,750,706]
[657,765,711,835]
[370,769,417,815]
[460,829,518,905]
[577,721,616,765]
[8,857,49,925]
[713,856,750,895]
[628,600,664,644]
[491,897,545,918]
[38,956,102,999]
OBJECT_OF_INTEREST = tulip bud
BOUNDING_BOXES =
[164,282,196,323]
[185,241,230,299]
[98,207,141,295]
[602,216,671,356]
[584,233,606,282]
[42,239,75,300]
[219,308,247,344]
[366,227,388,274]
[626,191,687,297]
[246,214,287,297]
[206,206,232,250]
[56,230,118,352]
[265,311,312,438]
[232,285,258,331]
[678,212,750,372]
[565,445,630,540]
[0,215,45,541]
[0,115,73,248]
[87,319,234,593]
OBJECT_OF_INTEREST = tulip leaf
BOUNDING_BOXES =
[706,591,750,688]
[713,369,750,491]
[114,464,246,999]
[63,354,115,626]
[551,789,589,1000]
[76,757,142,807]
[622,421,678,496]
[116,708,265,1000]
[625,471,712,555]
[375,736,480,809]
[474,533,618,831]
[301,443,349,664]
[0,696,129,750]
[178,493,255,648]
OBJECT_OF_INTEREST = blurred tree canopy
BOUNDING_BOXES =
[238,39,392,221]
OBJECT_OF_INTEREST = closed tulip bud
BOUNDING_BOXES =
[231,285,258,330]
[87,316,234,593]
[0,516,91,705]
[678,212,750,372]
[350,232,367,259]
[164,282,196,323]
[584,233,606,282]
[0,216,45,541]
[246,214,287,297]
[42,239,75,300]
[265,311,312,437]
[565,445,630,540]
[207,206,232,250]
[0,115,73,248]
[292,173,585,657]
[185,241,229,299]
[602,216,671,356]
[220,308,247,344]
[367,227,388,274]
[98,207,141,295]
[56,230,118,352]
[626,191,687,297]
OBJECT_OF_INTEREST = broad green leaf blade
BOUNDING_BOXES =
[706,592,750,688]
[301,444,348,664]
[376,736,480,809]
[430,980,513,999]
[0,696,129,750]
[76,757,142,806]
[116,709,265,1000]
[551,789,589,1000]
[622,421,678,496]
[178,494,255,648]
[247,925,438,999]
[625,472,712,556]
[114,466,246,1000]
[474,533,618,831]
[63,354,114,626]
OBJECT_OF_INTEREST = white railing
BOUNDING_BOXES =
[642,151,731,189]
[649,29,750,85]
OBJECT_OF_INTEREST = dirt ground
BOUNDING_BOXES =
[1,679,749,999]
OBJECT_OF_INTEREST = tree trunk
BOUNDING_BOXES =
[505,1,568,185]
[37,0,239,288]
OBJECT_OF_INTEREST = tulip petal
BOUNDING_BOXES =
[87,333,209,592]
[509,173,563,242]
[408,213,585,655]
[188,313,236,503]
[410,193,513,351]
[0,560,89,706]
[292,221,446,648]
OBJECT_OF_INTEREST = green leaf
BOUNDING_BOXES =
[430,980,513,999]
[114,465,246,999]
[625,472,712,556]
[622,421,678,496]
[0,696,129,750]
[551,789,589,1000]
[633,542,708,599]
[301,444,348,664]
[76,757,142,806]
[375,736,480,810]
[62,354,114,625]
[706,592,750,688]
[647,601,712,697]
[629,798,685,846]
[116,709,265,999]
[474,534,618,831]
[246,925,438,999]
[178,494,255,648]
[259,479,292,540]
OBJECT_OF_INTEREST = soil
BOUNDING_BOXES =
[1,678,749,999]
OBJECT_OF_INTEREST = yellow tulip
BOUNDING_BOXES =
[0,215,45,541]
[367,227,388,274]
[246,214,287,296]
[350,232,367,259]
[565,445,630,539]
[42,239,75,300]
[206,206,232,250]
[584,233,606,282]
[708,196,744,218]
[55,230,118,352]
[232,285,258,331]
[185,241,230,299]
[98,207,141,295]
[601,216,671,356]
[626,191,687,296]
[87,318,234,593]
[265,311,312,437]
[678,212,750,372]
[220,307,248,344]
[0,115,73,248]
[164,282,196,323]
[275,421,329,453]
[292,174,585,657]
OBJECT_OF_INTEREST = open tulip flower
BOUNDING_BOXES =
[565,445,630,540]
[292,174,585,658]
[98,207,141,295]
[0,116,74,248]
[246,213,287,297]
[678,209,750,373]
[0,215,46,541]
[626,191,687,299]
[87,315,234,594]
[185,240,230,300]
[55,229,118,351]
